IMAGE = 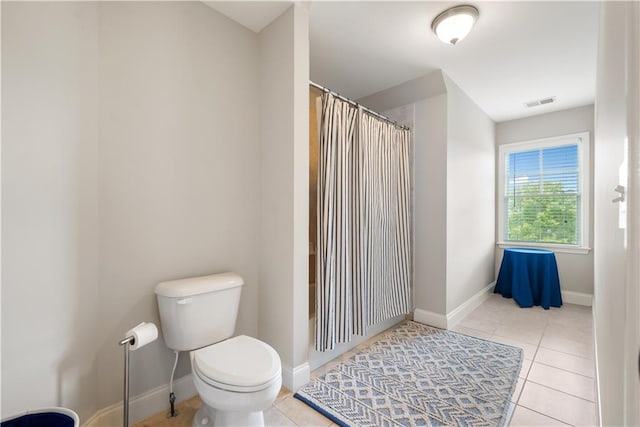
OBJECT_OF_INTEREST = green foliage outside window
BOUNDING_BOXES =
[506,182,578,244]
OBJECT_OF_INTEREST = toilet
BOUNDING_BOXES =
[155,272,282,427]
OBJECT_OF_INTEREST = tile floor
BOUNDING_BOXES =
[133,294,597,427]
[453,294,597,426]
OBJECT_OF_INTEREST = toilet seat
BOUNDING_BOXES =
[192,335,281,393]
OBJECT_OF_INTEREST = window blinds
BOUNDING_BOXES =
[504,143,580,245]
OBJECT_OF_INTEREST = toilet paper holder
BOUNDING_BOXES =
[119,335,135,427]
[119,322,158,427]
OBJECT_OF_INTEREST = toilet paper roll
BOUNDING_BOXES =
[125,322,158,351]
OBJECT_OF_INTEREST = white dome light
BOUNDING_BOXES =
[431,5,479,46]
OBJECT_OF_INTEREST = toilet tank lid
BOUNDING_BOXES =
[155,272,243,298]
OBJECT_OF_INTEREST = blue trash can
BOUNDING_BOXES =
[1,407,79,427]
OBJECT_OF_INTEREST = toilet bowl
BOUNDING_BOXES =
[190,335,282,427]
[154,273,283,427]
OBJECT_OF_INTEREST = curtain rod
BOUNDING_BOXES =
[309,80,410,131]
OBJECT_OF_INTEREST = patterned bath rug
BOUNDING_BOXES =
[295,321,522,427]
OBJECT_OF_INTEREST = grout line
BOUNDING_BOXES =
[530,340,541,363]
[274,405,300,427]
[514,402,572,426]
[535,344,594,360]
[532,360,595,379]
[540,331,595,346]
[512,379,525,405]
[537,343,594,360]
[519,359,533,379]
[491,332,543,347]
[524,378,596,404]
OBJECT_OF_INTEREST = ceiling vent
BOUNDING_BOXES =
[524,97,557,108]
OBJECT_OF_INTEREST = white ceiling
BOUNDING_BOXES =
[206,1,600,122]
[204,1,292,33]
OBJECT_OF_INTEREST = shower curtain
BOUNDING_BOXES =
[316,93,411,352]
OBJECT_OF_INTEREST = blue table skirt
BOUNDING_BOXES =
[495,248,562,309]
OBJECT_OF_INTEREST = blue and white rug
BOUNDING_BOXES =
[295,321,522,427]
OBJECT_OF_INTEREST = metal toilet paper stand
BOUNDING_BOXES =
[118,322,158,427]
[119,334,135,427]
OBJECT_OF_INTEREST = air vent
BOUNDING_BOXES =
[524,96,557,108]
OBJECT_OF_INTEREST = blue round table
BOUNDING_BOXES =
[494,248,562,309]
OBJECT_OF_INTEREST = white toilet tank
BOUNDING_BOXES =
[155,272,243,351]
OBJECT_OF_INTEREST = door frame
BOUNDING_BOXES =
[625,2,640,425]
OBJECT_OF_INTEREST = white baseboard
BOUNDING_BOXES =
[281,362,310,392]
[82,374,197,427]
[562,290,593,306]
[446,282,495,329]
[413,308,447,329]
[83,360,316,425]
[413,282,495,330]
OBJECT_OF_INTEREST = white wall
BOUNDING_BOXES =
[413,95,448,314]
[381,102,450,315]
[96,2,260,409]
[495,105,595,296]
[257,4,310,390]
[2,1,262,421]
[2,2,100,420]
[444,77,496,312]
[290,4,311,379]
[593,2,628,425]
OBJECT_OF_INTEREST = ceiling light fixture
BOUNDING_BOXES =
[431,5,479,46]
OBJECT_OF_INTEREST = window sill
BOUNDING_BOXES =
[496,242,591,255]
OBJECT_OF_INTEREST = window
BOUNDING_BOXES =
[498,132,590,253]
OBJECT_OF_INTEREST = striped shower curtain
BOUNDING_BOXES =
[316,93,411,352]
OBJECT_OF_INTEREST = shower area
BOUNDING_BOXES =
[309,85,322,321]
[308,82,414,366]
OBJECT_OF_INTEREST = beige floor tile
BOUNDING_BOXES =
[509,405,569,426]
[494,324,544,345]
[505,305,551,318]
[548,307,593,329]
[550,303,592,317]
[132,396,201,427]
[499,301,527,312]
[275,395,334,427]
[277,387,293,401]
[465,299,510,314]
[519,382,596,426]
[502,306,549,319]
[519,358,532,379]
[459,316,501,334]
[534,347,595,378]
[543,323,593,346]
[449,324,493,340]
[511,378,525,403]
[504,317,549,333]
[479,302,516,316]
[540,334,593,359]
[547,318,593,332]
[489,335,538,360]
[264,406,297,427]
[527,363,595,402]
